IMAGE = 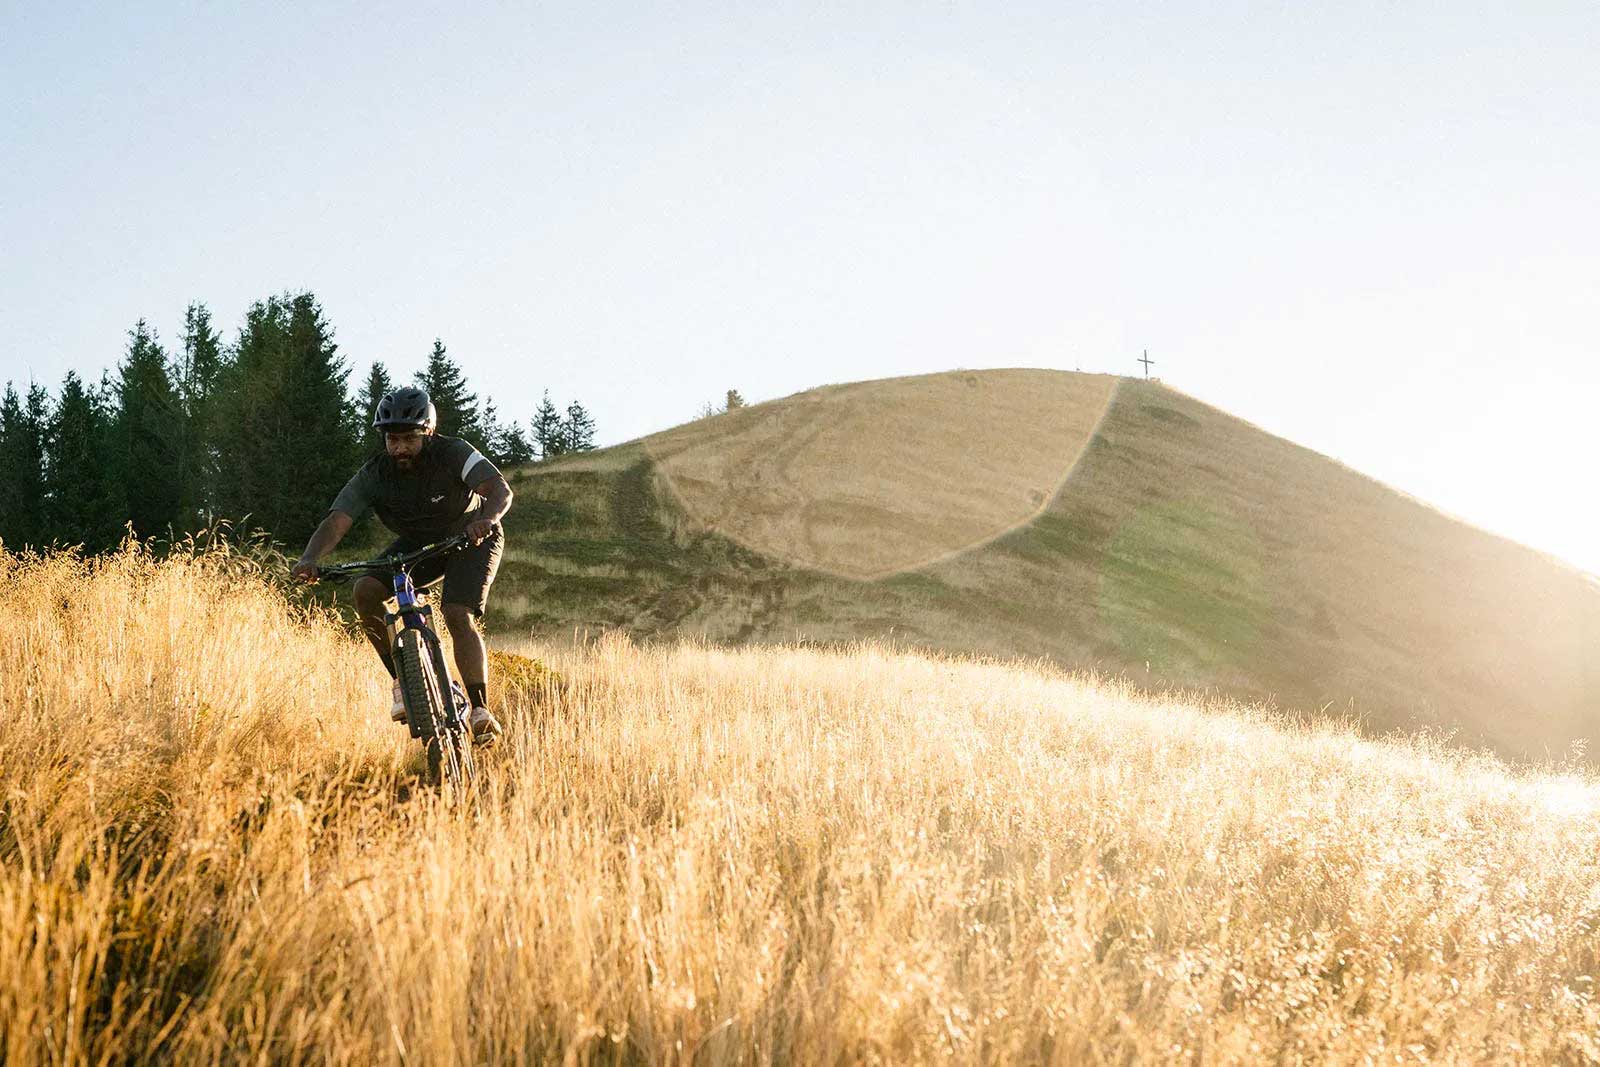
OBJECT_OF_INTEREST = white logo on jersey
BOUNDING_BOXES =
[431,494,445,503]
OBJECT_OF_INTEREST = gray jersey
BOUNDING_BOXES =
[330,435,501,541]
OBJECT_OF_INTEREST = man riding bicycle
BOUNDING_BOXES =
[291,385,513,744]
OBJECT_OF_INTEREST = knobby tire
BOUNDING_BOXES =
[394,628,472,792]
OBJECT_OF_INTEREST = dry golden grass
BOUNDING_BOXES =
[641,370,1119,579]
[3,544,1599,1064]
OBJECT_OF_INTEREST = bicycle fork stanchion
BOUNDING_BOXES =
[386,568,433,741]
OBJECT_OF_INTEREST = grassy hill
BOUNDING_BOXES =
[3,544,1598,1063]
[489,369,1600,762]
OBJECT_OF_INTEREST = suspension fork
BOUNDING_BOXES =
[385,568,465,731]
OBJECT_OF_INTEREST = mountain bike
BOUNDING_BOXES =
[317,535,475,791]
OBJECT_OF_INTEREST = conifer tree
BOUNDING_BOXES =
[477,397,534,466]
[0,382,49,548]
[212,293,357,543]
[415,339,480,442]
[531,390,564,460]
[211,300,283,533]
[0,384,24,546]
[359,361,393,440]
[44,370,117,550]
[496,421,536,466]
[111,321,183,539]
[284,293,358,533]
[24,383,50,539]
[561,400,597,453]
[476,397,504,458]
[175,302,225,525]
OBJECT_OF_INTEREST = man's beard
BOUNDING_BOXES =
[394,455,415,470]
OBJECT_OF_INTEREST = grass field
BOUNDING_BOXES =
[4,544,1599,1064]
[489,370,1600,763]
[642,370,1119,579]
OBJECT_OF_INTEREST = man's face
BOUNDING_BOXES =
[385,428,429,469]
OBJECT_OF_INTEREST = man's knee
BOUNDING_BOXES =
[352,576,388,614]
[442,603,478,634]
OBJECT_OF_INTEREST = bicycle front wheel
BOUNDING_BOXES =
[393,628,467,789]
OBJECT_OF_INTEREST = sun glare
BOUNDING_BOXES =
[1526,774,1600,819]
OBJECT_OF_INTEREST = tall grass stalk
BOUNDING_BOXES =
[1,544,1597,1063]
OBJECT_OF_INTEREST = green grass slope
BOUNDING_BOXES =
[488,370,1600,761]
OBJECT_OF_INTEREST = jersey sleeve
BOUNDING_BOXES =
[448,439,502,489]
[329,466,375,520]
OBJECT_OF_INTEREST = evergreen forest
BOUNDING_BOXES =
[0,292,597,553]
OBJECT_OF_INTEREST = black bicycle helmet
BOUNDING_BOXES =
[373,386,438,433]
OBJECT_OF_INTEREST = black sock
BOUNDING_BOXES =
[467,682,487,708]
[379,647,397,679]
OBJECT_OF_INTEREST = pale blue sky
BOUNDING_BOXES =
[3,3,1597,571]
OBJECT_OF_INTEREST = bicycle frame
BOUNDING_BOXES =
[317,536,472,744]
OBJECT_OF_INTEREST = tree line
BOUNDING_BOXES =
[0,291,596,553]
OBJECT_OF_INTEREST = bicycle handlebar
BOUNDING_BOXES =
[315,534,471,580]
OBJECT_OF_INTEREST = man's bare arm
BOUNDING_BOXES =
[474,475,513,524]
[464,475,513,544]
[292,511,355,580]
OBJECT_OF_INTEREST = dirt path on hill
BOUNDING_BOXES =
[645,369,1119,579]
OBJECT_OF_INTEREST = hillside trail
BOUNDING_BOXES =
[645,369,1120,580]
[604,457,790,641]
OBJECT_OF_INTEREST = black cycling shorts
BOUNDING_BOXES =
[381,526,503,616]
